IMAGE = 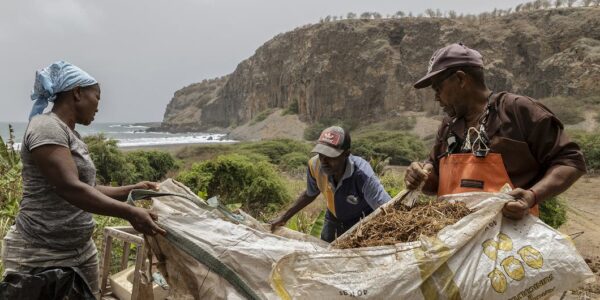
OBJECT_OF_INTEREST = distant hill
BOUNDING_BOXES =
[154,7,600,136]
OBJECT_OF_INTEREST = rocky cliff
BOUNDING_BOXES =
[157,7,600,133]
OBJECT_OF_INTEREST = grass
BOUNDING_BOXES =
[250,109,274,125]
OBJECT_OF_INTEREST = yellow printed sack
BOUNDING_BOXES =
[271,192,594,299]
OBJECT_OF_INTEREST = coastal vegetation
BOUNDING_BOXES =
[177,154,291,219]
[84,134,178,185]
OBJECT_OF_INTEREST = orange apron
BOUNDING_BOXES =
[438,153,540,216]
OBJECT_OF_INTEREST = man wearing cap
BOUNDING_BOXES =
[270,126,391,242]
[405,43,586,219]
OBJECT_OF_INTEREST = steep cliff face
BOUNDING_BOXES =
[158,8,600,132]
[159,76,229,132]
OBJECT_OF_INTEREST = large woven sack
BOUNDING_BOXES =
[271,192,594,299]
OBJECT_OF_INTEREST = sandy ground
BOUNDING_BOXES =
[559,175,600,299]
[229,109,306,141]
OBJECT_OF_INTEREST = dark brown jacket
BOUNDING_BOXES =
[429,92,587,190]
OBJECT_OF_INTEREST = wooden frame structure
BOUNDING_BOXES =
[99,226,146,300]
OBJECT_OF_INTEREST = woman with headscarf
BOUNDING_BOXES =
[1,61,166,298]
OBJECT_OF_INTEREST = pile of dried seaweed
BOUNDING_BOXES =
[334,200,472,249]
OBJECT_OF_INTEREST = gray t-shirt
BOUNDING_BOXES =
[16,112,97,250]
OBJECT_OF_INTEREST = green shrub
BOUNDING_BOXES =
[282,101,299,115]
[125,150,178,182]
[539,96,584,125]
[250,109,274,125]
[279,152,310,172]
[539,197,567,229]
[570,130,600,172]
[379,172,405,198]
[239,139,311,165]
[353,131,428,165]
[176,154,291,219]
[85,134,178,185]
[84,134,136,185]
[0,125,22,275]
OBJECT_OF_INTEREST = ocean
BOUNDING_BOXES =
[0,121,235,149]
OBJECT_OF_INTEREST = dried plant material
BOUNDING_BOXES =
[334,201,471,249]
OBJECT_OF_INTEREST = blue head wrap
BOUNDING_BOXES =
[29,61,97,120]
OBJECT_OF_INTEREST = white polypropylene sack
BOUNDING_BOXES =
[271,192,594,300]
[146,179,327,300]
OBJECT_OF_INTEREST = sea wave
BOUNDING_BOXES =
[116,134,236,147]
[108,124,149,129]
[9,135,235,150]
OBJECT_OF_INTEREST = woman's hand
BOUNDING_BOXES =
[126,206,167,236]
[133,181,159,191]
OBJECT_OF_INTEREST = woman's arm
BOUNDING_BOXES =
[31,145,165,235]
[96,182,159,201]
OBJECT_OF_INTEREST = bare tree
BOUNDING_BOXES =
[408,12,414,18]
[347,12,356,19]
[324,15,331,22]
[395,11,405,18]
[593,0,600,6]
[554,0,565,7]
[533,0,543,9]
[425,8,436,17]
[507,7,513,14]
[567,0,577,7]
[448,10,457,18]
[491,8,498,17]
[435,9,443,17]
[372,12,382,19]
[582,0,592,5]
[360,12,371,19]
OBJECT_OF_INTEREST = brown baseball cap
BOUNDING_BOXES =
[311,126,351,158]
[413,43,484,89]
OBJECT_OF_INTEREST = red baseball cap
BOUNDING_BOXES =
[311,126,351,158]
[414,43,484,89]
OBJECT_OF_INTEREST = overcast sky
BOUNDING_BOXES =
[0,0,527,123]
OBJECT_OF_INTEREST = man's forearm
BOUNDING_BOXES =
[280,191,318,221]
[530,165,584,204]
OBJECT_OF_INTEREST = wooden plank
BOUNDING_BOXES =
[121,241,131,271]
[105,227,144,244]
[100,232,113,294]
[131,243,146,300]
